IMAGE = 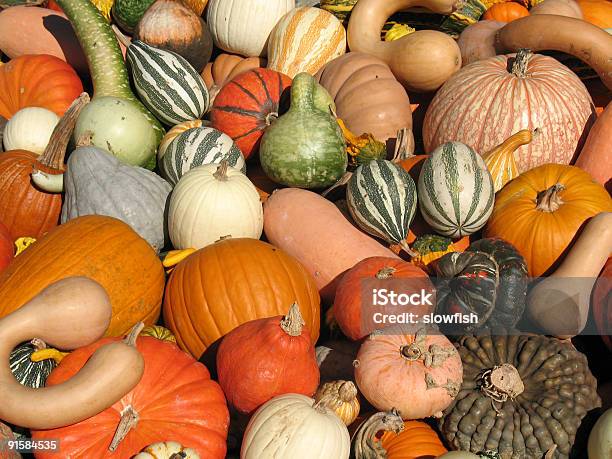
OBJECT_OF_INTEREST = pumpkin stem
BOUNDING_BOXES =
[30,338,47,351]
[510,48,532,78]
[321,171,353,197]
[400,343,422,361]
[279,303,305,337]
[111,24,132,48]
[477,364,525,408]
[265,111,278,126]
[124,322,145,347]
[352,409,404,459]
[398,240,418,258]
[213,160,230,181]
[536,184,565,212]
[391,128,414,162]
[108,405,139,452]
[375,267,396,280]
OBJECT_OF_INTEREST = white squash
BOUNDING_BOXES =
[206,0,294,58]
[168,161,263,250]
[268,7,346,78]
[588,408,612,459]
[3,107,59,154]
[241,393,350,459]
[133,441,200,459]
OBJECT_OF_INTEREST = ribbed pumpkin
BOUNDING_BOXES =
[423,49,594,173]
[0,221,12,273]
[333,257,434,341]
[593,258,611,351]
[578,0,612,28]
[484,164,612,276]
[157,119,202,162]
[0,54,83,119]
[267,7,347,78]
[0,215,165,337]
[210,68,292,160]
[163,238,321,358]
[31,336,229,459]
[202,54,266,103]
[217,303,319,414]
[482,2,529,21]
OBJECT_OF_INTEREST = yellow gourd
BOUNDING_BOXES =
[313,380,360,426]
[482,129,536,192]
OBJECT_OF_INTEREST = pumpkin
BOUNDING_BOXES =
[593,258,612,351]
[31,335,229,459]
[482,1,529,20]
[333,257,434,341]
[313,380,360,426]
[484,164,612,276]
[439,332,602,457]
[0,277,145,429]
[168,162,263,250]
[9,340,57,389]
[578,0,612,28]
[0,215,165,337]
[574,101,611,192]
[133,0,213,73]
[217,303,319,414]
[0,54,83,120]
[133,442,200,459]
[206,0,293,57]
[201,53,266,103]
[163,237,320,358]
[0,221,12,273]
[157,119,203,162]
[314,52,412,143]
[354,326,463,419]
[0,421,20,459]
[210,68,292,160]
[267,7,347,78]
[588,408,612,458]
[423,49,595,173]
[2,107,59,154]
[241,393,351,458]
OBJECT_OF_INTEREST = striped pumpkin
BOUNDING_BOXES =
[161,126,246,186]
[10,341,56,389]
[418,142,495,238]
[126,40,209,126]
[210,68,292,160]
[347,160,417,247]
[267,7,347,78]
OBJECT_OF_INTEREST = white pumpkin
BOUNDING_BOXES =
[241,393,350,459]
[207,0,294,57]
[268,7,346,78]
[168,161,263,250]
[3,107,59,154]
[588,408,612,459]
[133,441,200,459]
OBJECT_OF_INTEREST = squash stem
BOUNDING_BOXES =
[375,267,396,280]
[279,303,305,337]
[510,48,532,78]
[108,405,139,452]
[536,184,565,212]
[391,128,412,162]
[124,322,145,346]
[213,160,230,181]
[351,409,404,458]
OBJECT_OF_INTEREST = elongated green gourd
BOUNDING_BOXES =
[55,0,164,169]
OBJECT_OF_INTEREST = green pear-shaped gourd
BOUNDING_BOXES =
[260,72,347,189]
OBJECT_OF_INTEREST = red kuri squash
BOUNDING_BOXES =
[574,101,611,193]
[31,336,229,459]
[210,68,291,160]
[0,221,12,274]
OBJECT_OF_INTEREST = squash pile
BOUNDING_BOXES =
[0,0,611,457]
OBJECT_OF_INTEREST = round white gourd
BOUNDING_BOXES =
[168,161,263,250]
[3,107,59,154]
[133,441,200,459]
[241,393,350,459]
[588,408,612,459]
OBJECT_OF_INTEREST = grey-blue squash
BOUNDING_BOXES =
[61,146,172,252]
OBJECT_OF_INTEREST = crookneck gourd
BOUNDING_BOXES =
[439,332,601,459]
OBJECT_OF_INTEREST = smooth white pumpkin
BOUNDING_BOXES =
[588,408,612,459]
[241,393,350,459]
[3,107,59,154]
[268,7,346,78]
[168,162,263,250]
[133,441,200,459]
[207,0,294,58]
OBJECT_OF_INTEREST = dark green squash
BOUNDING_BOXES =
[9,340,57,389]
[440,332,601,459]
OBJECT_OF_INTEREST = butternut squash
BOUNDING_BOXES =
[346,0,461,92]
[574,102,611,193]
[263,188,401,303]
[0,276,145,429]
[457,20,505,66]
[529,0,584,18]
[527,212,612,338]
[495,16,612,90]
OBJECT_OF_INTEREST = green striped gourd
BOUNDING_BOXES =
[162,126,246,186]
[418,142,494,238]
[10,341,56,389]
[347,159,417,251]
[126,40,210,127]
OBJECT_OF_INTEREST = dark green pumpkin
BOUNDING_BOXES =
[10,341,57,389]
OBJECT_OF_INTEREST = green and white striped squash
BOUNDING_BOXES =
[418,142,495,238]
[126,40,209,126]
[10,341,56,389]
[346,159,417,247]
[161,126,246,186]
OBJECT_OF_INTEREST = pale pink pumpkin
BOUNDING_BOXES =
[423,50,595,173]
[354,325,463,420]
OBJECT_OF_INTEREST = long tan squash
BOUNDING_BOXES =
[0,277,145,429]
[346,0,461,92]
[495,16,612,90]
[263,188,401,304]
[529,0,583,18]
[527,212,612,339]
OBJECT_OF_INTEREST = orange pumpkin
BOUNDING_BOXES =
[593,258,611,351]
[484,164,612,276]
[0,215,165,337]
[0,54,83,119]
[201,53,266,102]
[163,238,321,359]
[380,421,448,458]
[483,2,530,21]
[0,220,13,274]
[577,0,612,28]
